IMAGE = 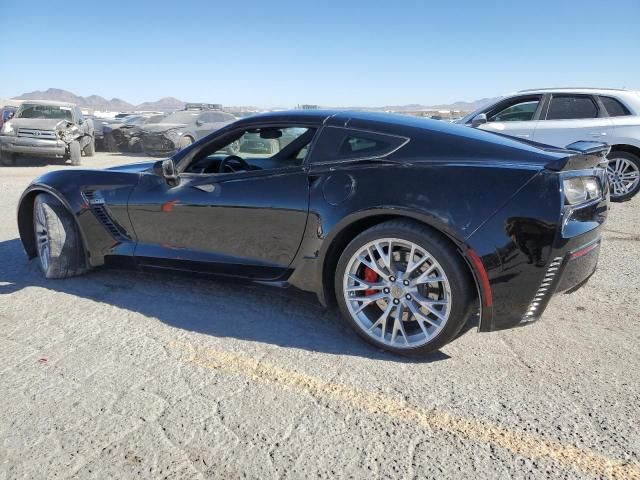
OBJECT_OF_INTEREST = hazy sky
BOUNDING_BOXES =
[1,0,639,107]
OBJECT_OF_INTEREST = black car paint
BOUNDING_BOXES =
[17,110,607,333]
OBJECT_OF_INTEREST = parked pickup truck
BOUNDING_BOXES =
[0,100,94,166]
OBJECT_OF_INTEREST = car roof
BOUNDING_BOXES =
[517,87,640,98]
[18,99,76,107]
[235,109,461,131]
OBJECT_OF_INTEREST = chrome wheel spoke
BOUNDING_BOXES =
[368,301,394,335]
[346,273,385,292]
[406,300,440,327]
[390,304,409,345]
[373,240,392,273]
[358,251,389,281]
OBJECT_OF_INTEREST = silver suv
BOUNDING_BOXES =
[0,100,95,166]
[458,88,640,201]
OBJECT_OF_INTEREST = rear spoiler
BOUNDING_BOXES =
[545,141,610,171]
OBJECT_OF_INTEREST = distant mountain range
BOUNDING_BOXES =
[10,88,496,113]
[12,88,186,112]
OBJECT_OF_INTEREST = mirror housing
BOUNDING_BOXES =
[154,158,180,186]
[195,119,204,126]
[471,113,487,128]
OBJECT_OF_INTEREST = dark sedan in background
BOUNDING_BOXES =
[140,109,236,155]
[17,111,608,355]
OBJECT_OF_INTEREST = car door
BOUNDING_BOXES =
[532,94,613,148]
[477,94,543,140]
[127,125,314,280]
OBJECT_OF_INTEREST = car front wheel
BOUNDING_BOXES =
[33,193,87,279]
[335,220,474,356]
[607,152,640,202]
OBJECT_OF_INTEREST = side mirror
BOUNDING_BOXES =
[195,119,204,126]
[78,118,84,125]
[155,158,179,186]
[471,113,488,128]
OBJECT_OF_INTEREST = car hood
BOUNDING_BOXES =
[9,118,71,130]
[140,123,188,133]
[106,161,156,173]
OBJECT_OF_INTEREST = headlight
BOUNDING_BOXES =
[1,121,15,135]
[563,176,601,205]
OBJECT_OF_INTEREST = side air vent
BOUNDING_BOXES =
[521,256,564,323]
[82,190,129,241]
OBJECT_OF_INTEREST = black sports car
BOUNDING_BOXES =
[17,111,609,355]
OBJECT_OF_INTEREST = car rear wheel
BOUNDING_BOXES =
[33,193,87,279]
[69,141,82,166]
[607,152,640,202]
[335,220,473,356]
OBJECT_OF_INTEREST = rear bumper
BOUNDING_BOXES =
[0,135,66,157]
[520,237,600,323]
[469,168,608,332]
[556,239,600,293]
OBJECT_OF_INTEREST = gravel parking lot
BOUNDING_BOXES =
[0,152,638,479]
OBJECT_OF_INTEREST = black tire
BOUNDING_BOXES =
[334,220,474,356]
[84,137,96,157]
[69,141,81,165]
[104,133,118,152]
[607,151,640,202]
[0,151,16,166]
[178,135,193,150]
[33,193,87,279]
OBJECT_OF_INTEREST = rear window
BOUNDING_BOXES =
[599,96,630,117]
[546,95,598,120]
[310,127,407,163]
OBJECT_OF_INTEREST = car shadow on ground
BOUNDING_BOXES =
[1,152,157,167]
[0,238,478,363]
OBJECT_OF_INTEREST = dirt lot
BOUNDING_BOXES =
[0,152,638,479]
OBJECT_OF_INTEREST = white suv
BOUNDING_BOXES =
[458,88,640,201]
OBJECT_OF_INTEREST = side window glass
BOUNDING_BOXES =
[185,126,316,174]
[546,96,598,120]
[310,127,406,163]
[599,96,630,117]
[488,99,540,122]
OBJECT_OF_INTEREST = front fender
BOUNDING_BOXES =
[17,169,140,266]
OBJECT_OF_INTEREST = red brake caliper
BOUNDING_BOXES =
[363,267,379,296]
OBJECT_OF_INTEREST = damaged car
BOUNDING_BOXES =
[140,109,236,156]
[0,101,94,166]
[103,114,166,153]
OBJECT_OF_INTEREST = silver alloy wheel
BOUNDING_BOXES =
[343,238,452,349]
[607,156,640,198]
[35,202,49,271]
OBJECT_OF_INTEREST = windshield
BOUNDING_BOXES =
[158,111,201,124]
[15,103,73,121]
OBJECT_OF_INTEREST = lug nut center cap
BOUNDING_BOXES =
[390,284,404,299]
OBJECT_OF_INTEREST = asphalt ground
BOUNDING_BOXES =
[0,152,638,479]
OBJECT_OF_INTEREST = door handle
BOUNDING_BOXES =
[193,184,216,193]
[514,134,530,138]
[590,132,607,137]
